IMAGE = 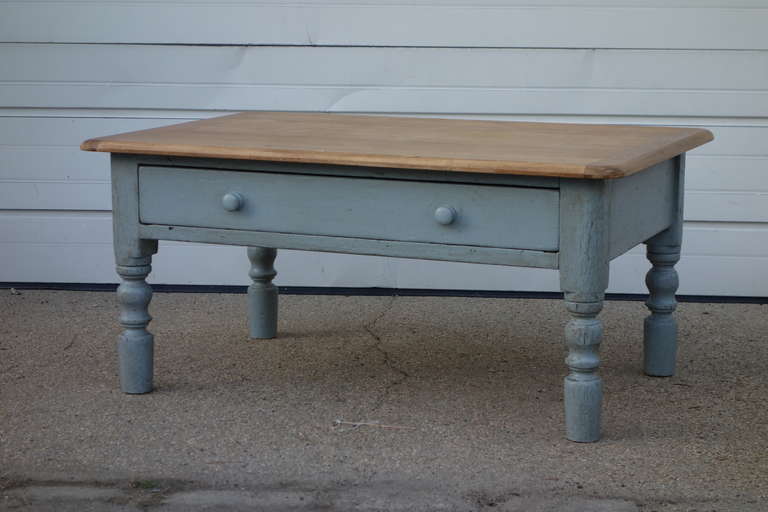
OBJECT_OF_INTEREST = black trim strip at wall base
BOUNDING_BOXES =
[2,282,766,304]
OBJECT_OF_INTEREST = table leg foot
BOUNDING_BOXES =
[247,247,278,339]
[563,296,603,443]
[116,261,154,394]
[643,243,680,377]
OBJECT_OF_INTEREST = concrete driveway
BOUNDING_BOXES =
[1,290,766,511]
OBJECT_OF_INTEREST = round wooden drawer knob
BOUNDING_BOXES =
[434,206,457,225]
[221,192,244,212]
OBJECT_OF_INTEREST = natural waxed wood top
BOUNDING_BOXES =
[81,112,713,179]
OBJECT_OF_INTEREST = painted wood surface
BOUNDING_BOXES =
[247,247,278,339]
[138,225,559,270]
[607,160,676,259]
[644,247,681,376]
[82,112,712,179]
[116,261,154,394]
[643,156,685,377]
[558,180,610,442]
[2,2,768,49]
[133,155,560,189]
[112,157,157,394]
[137,165,560,251]
[110,157,157,265]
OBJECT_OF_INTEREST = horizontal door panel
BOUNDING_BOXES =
[2,4,767,49]
[3,45,768,117]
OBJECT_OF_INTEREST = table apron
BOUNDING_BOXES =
[138,224,559,269]
[606,159,678,259]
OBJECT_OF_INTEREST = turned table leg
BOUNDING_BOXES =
[563,294,605,442]
[247,247,278,339]
[112,156,159,393]
[643,239,681,376]
[116,258,154,393]
[559,179,610,442]
[643,155,684,377]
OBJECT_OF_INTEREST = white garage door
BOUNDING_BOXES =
[1,1,766,296]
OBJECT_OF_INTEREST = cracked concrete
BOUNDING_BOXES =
[1,290,767,511]
[362,296,411,413]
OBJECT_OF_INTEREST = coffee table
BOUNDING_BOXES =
[82,112,713,442]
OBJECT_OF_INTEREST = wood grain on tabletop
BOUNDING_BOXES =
[81,112,713,179]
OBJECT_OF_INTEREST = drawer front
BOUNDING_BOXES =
[138,166,559,251]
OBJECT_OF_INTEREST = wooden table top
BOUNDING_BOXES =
[81,112,712,179]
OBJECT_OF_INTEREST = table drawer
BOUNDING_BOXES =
[138,166,559,251]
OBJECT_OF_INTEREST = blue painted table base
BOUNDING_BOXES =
[111,154,685,442]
